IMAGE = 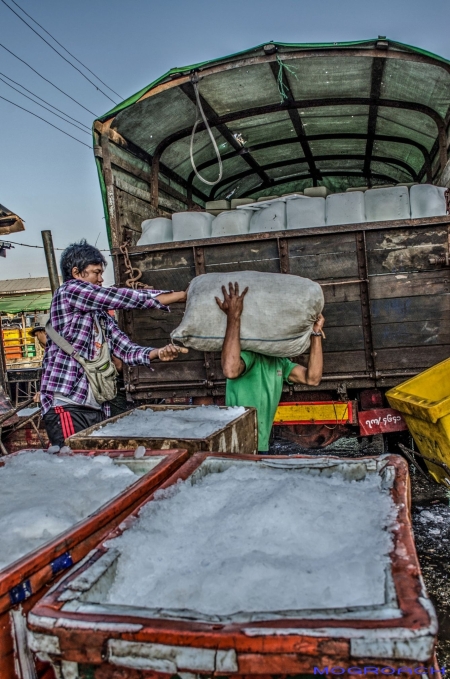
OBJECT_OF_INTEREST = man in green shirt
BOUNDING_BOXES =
[216,282,325,452]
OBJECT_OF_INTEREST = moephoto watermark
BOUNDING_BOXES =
[313,667,446,675]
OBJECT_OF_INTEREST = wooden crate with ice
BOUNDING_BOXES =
[28,452,437,677]
[0,447,189,679]
[66,404,258,455]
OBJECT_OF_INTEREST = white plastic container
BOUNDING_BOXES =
[211,210,251,236]
[249,201,286,232]
[365,186,411,222]
[172,212,214,241]
[410,184,448,219]
[286,196,326,229]
[326,192,365,226]
[137,218,173,246]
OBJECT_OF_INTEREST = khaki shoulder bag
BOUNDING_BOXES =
[45,319,118,403]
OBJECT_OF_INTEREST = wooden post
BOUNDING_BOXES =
[41,230,60,295]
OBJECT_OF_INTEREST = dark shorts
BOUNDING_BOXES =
[43,405,104,448]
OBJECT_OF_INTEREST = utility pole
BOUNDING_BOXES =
[41,230,60,295]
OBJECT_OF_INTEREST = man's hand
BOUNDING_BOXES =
[313,313,325,334]
[156,344,189,361]
[215,282,249,319]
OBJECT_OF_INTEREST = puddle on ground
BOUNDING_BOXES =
[269,435,450,668]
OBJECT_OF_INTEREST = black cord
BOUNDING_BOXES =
[0,94,92,148]
[0,75,90,134]
[0,0,118,105]
[6,0,123,100]
[0,70,90,129]
[0,42,98,116]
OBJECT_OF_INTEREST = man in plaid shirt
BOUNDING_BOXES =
[41,240,187,448]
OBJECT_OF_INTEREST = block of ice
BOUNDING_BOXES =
[205,200,230,216]
[230,198,253,209]
[172,212,214,241]
[286,196,325,229]
[249,201,286,232]
[410,184,448,219]
[92,406,247,439]
[365,187,410,222]
[257,195,279,201]
[211,210,251,236]
[105,462,397,614]
[0,451,137,570]
[137,218,173,246]
[326,192,365,225]
[304,186,330,198]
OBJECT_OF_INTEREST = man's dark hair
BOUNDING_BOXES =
[60,239,107,282]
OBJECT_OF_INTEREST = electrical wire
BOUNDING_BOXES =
[0,75,90,134]
[0,42,98,116]
[6,0,123,100]
[0,93,92,147]
[5,240,110,252]
[0,71,90,129]
[0,0,118,105]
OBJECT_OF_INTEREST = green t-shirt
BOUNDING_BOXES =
[225,351,298,452]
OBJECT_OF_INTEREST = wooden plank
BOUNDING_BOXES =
[366,226,448,274]
[125,249,196,291]
[321,300,362,327]
[320,325,365,352]
[295,350,367,373]
[288,231,357,256]
[371,294,450,324]
[290,252,359,280]
[129,360,211,384]
[369,270,450,299]
[375,345,450,371]
[321,281,363,304]
[204,240,280,273]
[372,318,450,348]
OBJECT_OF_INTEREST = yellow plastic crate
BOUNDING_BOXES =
[2,329,20,340]
[386,357,450,485]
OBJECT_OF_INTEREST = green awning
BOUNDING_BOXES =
[0,292,52,314]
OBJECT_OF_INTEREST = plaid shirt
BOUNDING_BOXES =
[40,280,169,415]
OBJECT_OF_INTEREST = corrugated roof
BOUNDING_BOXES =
[0,277,55,295]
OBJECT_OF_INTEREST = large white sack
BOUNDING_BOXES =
[171,271,324,357]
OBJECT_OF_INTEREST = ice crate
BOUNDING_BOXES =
[27,453,437,677]
[326,191,365,225]
[249,200,286,232]
[172,212,214,241]
[211,209,251,236]
[410,184,448,219]
[286,195,326,229]
[387,357,450,485]
[0,448,189,679]
[365,186,411,222]
[137,218,173,246]
[66,404,258,455]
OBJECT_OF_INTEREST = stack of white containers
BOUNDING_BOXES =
[136,185,448,246]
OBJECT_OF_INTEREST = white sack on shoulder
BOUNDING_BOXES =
[171,271,324,357]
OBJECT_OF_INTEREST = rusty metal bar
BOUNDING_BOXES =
[364,56,387,184]
[150,153,160,210]
[180,82,272,189]
[278,238,290,273]
[269,61,320,185]
[355,232,375,375]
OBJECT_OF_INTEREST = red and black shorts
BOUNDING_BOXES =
[43,405,104,448]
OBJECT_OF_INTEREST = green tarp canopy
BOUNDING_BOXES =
[0,292,52,314]
[95,38,450,242]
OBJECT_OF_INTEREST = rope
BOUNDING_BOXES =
[189,79,223,186]
[119,241,145,289]
[276,55,298,103]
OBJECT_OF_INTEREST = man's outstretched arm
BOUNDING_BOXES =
[288,313,325,386]
[215,282,248,379]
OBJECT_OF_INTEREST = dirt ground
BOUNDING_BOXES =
[270,434,450,668]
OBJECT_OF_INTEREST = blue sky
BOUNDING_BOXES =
[0,0,448,284]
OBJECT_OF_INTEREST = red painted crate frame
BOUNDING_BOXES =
[28,453,437,675]
[0,448,190,679]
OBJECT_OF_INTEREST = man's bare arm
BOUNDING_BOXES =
[215,282,248,379]
[288,314,325,386]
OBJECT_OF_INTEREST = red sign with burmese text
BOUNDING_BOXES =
[358,408,408,436]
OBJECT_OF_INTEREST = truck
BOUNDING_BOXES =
[92,38,450,449]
